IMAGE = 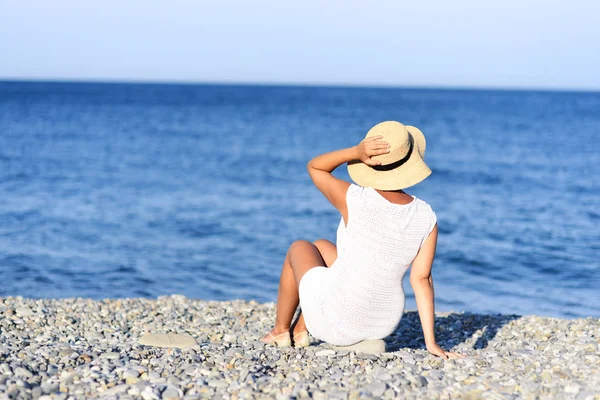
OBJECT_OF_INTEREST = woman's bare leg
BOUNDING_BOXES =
[292,239,337,336]
[261,240,329,342]
[272,250,299,334]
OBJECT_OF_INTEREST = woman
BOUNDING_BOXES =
[260,121,463,359]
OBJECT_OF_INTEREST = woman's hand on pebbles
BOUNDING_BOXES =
[426,342,465,359]
[355,136,390,166]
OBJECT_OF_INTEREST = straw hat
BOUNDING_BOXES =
[347,121,431,190]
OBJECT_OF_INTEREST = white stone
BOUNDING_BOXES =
[224,334,238,343]
[138,333,197,349]
[104,384,130,395]
[565,384,580,394]
[162,386,182,399]
[332,339,386,354]
[315,350,336,357]
[15,307,34,317]
[100,352,120,359]
[142,386,160,400]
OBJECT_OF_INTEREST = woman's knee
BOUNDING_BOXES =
[289,240,314,254]
[313,239,330,248]
[287,240,325,267]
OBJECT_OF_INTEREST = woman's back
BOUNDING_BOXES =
[325,184,437,343]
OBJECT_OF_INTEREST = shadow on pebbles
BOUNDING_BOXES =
[0,295,598,399]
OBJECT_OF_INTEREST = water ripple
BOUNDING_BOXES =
[1,81,599,318]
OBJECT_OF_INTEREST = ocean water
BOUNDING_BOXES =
[0,81,598,319]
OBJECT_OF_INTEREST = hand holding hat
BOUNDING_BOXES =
[348,121,431,190]
[354,135,391,166]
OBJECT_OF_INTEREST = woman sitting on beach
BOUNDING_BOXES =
[260,121,463,359]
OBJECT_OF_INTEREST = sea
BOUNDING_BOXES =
[1,81,598,319]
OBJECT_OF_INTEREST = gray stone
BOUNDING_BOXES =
[162,386,181,399]
[576,391,597,400]
[41,381,59,394]
[123,369,140,379]
[364,382,387,397]
[100,352,120,360]
[104,384,130,395]
[0,364,12,375]
[31,386,43,398]
[358,353,380,361]
[239,368,249,381]
[14,367,33,379]
[428,370,444,380]
[455,373,470,382]
[375,371,392,381]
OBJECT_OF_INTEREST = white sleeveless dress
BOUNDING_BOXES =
[298,184,437,346]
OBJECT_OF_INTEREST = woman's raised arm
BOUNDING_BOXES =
[307,136,389,224]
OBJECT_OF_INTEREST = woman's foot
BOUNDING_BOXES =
[292,328,310,348]
[259,329,292,347]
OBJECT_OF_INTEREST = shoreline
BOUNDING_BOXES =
[1,296,598,399]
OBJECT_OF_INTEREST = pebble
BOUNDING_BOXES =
[455,373,470,382]
[0,297,597,398]
[14,367,33,379]
[138,333,197,349]
[124,369,140,379]
[375,372,392,381]
[142,386,160,400]
[364,382,387,397]
[162,386,181,399]
[0,364,12,375]
[576,391,596,400]
[15,306,34,317]
[565,384,581,394]
[316,350,336,357]
[104,384,130,395]
[223,334,237,343]
[100,352,120,360]
[239,368,249,381]
[429,370,444,380]
[41,381,59,393]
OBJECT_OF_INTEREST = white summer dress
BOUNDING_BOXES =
[298,184,437,346]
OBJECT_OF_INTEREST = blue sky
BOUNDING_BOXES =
[1,0,599,90]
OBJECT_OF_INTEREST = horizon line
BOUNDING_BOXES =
[1,77,599,95]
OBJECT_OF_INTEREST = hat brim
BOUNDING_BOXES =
[347,125,431,191]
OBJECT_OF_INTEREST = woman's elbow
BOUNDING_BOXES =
[410,275,432,288]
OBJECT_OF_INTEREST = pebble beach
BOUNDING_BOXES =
[0,296,598,399]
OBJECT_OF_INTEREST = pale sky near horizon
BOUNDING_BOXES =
[1,0,599,90]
